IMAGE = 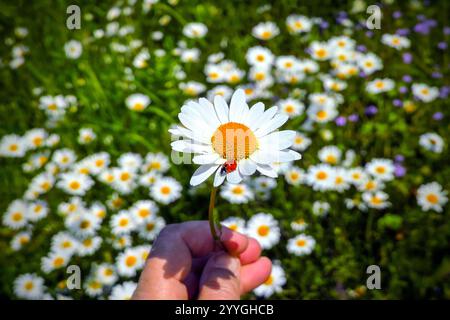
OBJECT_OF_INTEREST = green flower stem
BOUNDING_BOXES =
[208,186,221,242]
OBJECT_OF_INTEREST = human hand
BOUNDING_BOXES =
[132,220,272,300]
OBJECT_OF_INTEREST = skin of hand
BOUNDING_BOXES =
[132,220,272,300]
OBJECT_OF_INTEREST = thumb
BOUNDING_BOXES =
[198,252,241,300]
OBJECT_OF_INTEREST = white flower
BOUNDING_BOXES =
[220,182,254,204]
[116,248,144,277]
[366,78,395,94]
[252,22,279,40]
[169,89,301,187]
[183,22,208,39]
[138,216,166,241]
[253,263,286,298]
[362,191,390,209]
[306,164,335,191]
[179,81,206,96]
[57,172,94,195]
[412,83,439,102]
[0,134,26,157]
[365,158,395,181]
[125,93,151,111]
[11,231,32,251]
[77,236,102,256]
[287,233,316,256]
[358,53,383,75]
[381,34,410,50]
[109,281,137,300]
[150,177,182,204]
[417,182,448,212]
[309,41,331,60]
[3,200,28,229]
[51,232,79,256]
[291,218,308,232]
[78,128,96,144]
[96,263,118,286]
[143,152,169,173]
[284,166,305,186]
[278,98,304,118]
[419,132,444,154]
[286,15,312,34]
[312,201,330,217]
[222,216,246,234]
[111,210,136,235]
[84,278,103,298]
[318,145,342,165]
[41,251,71,273]
[14,273,45,299]
[246,213,280,249]
[130,200,159,225]
[246,46,274,67]
[64,40,82,59]
[52,148,77,169]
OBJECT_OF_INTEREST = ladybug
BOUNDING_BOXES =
[220,160,237,176]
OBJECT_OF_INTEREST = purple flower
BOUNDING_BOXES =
[395,155,405,163]
[319,21,329,30]
[432,72,442,79]
[356,45,367,52]
[348,114,359,122]
[399,86,408,94]
[365,31,373,38]
[432,112,444,121]
[335,116,347,126]
[402,75,412,83]
[438,42,447,50]
[365,105,378,116]
[394,164,406,177]
[396,28,410,36]
[444,27,450,35]
[440,86,450,98]
[402,53,413,64]
[414,23,430,35]
[393,11,402,19]
[393,99,403,107]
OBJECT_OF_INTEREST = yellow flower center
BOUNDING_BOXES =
[119,218,129,227]
[25,281,34,291]
[316,171,327,180]
[12,212,23,222]
[9,144,18,151]
[69,181,80,190]
[426,193,438,204]
[125,256,137,267]
[138,208,151,218]
[54,257,64,267]
[211,122,258,161]
[264,275,274,285]
[296,239,306,247]
[161,186,171,195]
[257,225,270,237]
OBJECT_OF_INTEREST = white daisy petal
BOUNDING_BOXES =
[170,125,210,144]
[276,150,302,162]
[259,130,296,150]
[245,102,265,129]
[226,169,243,184]
[252,106,278,131]
[250,150,278,164]
[213,167,226,187]
[256,164,278,178]
[193,153,221,165]
[213,95,229,124]
[171,140,211,153]
[255,114,289,137]
[238,159,257,176]
[190,164,219,186]
[229,89,249,123]
[198,98,221,128]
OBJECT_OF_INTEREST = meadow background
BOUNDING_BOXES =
[0,0,449,299]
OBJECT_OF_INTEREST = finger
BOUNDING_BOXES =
[198,252,241,300]
[238,237,262,265]
[182,255,211,299]
[240,257,272,294]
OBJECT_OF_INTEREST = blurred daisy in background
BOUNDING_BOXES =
[287,233,316,256]
[13,273,45,300]
[246,213,280,249]
[416,182,448,212]
[253,263,286,298]
[252,22,280,40]
[125,93,151,112]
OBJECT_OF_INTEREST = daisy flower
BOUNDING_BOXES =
[366,78,395,94]
[84,278,103,298]
[64,40,82,59]
[419,133,444,154]
[412,83,439,102]
[278,98,305,118]
[362,191,391,209]
[11,231,32,251]
[252,22,280,40]
[286,14,312,34]
[287,234,316,256]
[24,128,47,150]
[253,263,286,298]
[116,248,144,277]
[86,152,110,175]
[96,263,118,286]
[253,176,277,192]
[14,273,45,299]
[0,134,26,157]
[284,166,305,186]
[220,182,254,204]
[365,158,395,181]
[246,46,274,67]
[179,81,206,96]
[78,128,96,144]
[138,216,166,241]
[291,218,308,232]
[309,41,331,61]
[3,200,28,229]
[291,132,311,151]
[130,200,158,225]
[381,34,410,50]
[57,172,94,196]
[169,89,301,187]
[143,152,170,173]
[306,164,335,191]
[52,148,77,169]
[358,53,383,75]
[125,93,151,112]
[150,177,182,204]
[183,22,208,39]
[51,232,79,256]
[417,182,448,212]
[246,213,280,249]
[109,281,137,300]
[66,212,101,237]
[312,201,331,217]
[318,145,342,165]
[111,210,136,235]
[77,236,102,256]
[222,216,246,234]
[207,85,233,102]
[41,251,71,273]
